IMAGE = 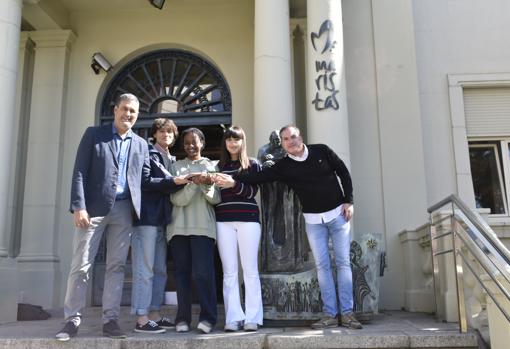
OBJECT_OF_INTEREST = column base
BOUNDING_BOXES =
[17,255,60,309]
[0,258,19,323]
[404,289,435,313]
[438,290,459,322]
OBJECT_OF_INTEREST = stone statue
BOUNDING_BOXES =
[257,130,286,168]
[257,131,309,273]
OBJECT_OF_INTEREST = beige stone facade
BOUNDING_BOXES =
[1,0,510,331]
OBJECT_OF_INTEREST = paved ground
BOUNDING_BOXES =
[0,306,479,349]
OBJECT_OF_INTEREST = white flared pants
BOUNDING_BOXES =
[216,221,263,325]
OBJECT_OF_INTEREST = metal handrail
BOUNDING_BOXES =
[428,194,510,265]
[428,194,510,333]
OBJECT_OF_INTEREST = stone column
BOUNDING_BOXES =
[0,0,22,324]
[17,29,76,308]
[306,0,350,165]
[0,0,22,258]
[254,0,293,148]
[7,33,35,258]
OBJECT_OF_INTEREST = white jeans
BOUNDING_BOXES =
[216,221,263,325]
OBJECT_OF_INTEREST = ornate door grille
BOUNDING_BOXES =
[99,49,232,129]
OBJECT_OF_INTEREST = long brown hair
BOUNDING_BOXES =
[219,126,250,170]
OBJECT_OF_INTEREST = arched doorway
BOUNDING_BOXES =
[92,48,231,305]
[99,48,231,157]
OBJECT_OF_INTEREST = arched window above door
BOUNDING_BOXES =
[99,49,232,130]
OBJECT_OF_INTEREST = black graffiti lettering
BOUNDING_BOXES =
[315,60,335,72]
[312,92,325,111]
[315,72,337,92]
[311,21,341,111]
[324,90,340,110]
[312,90,340,111]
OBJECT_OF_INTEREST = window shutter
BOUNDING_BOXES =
[464,87,510,137]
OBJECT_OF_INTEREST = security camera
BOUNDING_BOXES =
[91,52,112,74]
[149,0,165,9]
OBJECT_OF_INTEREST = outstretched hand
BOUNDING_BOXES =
[213,173,236,188]
[186,172,214,185]
[173,175,191,185]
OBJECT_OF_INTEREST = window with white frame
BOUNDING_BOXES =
[463,86,510,216]
[448,74,510,215]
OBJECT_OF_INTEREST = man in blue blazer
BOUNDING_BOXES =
[56,93,150,341]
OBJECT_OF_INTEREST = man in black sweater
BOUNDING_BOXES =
[216,125,362,329]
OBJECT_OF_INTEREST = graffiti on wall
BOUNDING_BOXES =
[310,20,340,111]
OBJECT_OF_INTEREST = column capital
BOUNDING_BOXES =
[290,19,307,41]
[19,32,35,51]
[290,18,307,32]
[29,29,76,49]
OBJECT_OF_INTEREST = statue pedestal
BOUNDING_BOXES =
[261,264,322,322]
[260,233,383,323]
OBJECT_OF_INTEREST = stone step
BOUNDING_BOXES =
[0,308,479,349]
[0,330,479,349]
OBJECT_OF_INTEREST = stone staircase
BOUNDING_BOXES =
[0,306,479,349]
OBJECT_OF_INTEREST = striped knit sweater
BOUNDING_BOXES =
[215,159,261,222]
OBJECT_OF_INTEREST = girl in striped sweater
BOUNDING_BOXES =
[213,126,263,332]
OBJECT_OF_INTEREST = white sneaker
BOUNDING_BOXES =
[244,322,258,331]
[197,320,213,334]
[224,321,242,332]
[176,321,190,333]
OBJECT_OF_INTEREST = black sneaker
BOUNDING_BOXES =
[103,320,127,339]
[134,320,166,334]
[55,321,79,341]
[155,317,175,329]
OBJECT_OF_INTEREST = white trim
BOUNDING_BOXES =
[501,140,510,216]
[468,142,508,215]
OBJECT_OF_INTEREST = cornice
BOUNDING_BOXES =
[28,29,77,49]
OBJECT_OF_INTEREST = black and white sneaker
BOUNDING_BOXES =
[55,321,79,341]
[156,317,175,329]
[134,320,166,334]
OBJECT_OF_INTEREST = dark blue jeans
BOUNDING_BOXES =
[169,235,217,326]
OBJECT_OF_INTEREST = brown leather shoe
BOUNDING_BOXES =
[311,315,338,329]
[340,312,363,329]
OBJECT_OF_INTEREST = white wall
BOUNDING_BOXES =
[412,0,510,206]
[343,0,431,310]
[55,0,254,306]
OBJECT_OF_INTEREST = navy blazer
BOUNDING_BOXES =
[135,144,183,226]
[69,124,150,219]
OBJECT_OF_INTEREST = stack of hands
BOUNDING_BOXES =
[173,172,235,188]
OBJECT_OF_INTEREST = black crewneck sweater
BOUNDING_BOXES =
[235,144,353,214]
